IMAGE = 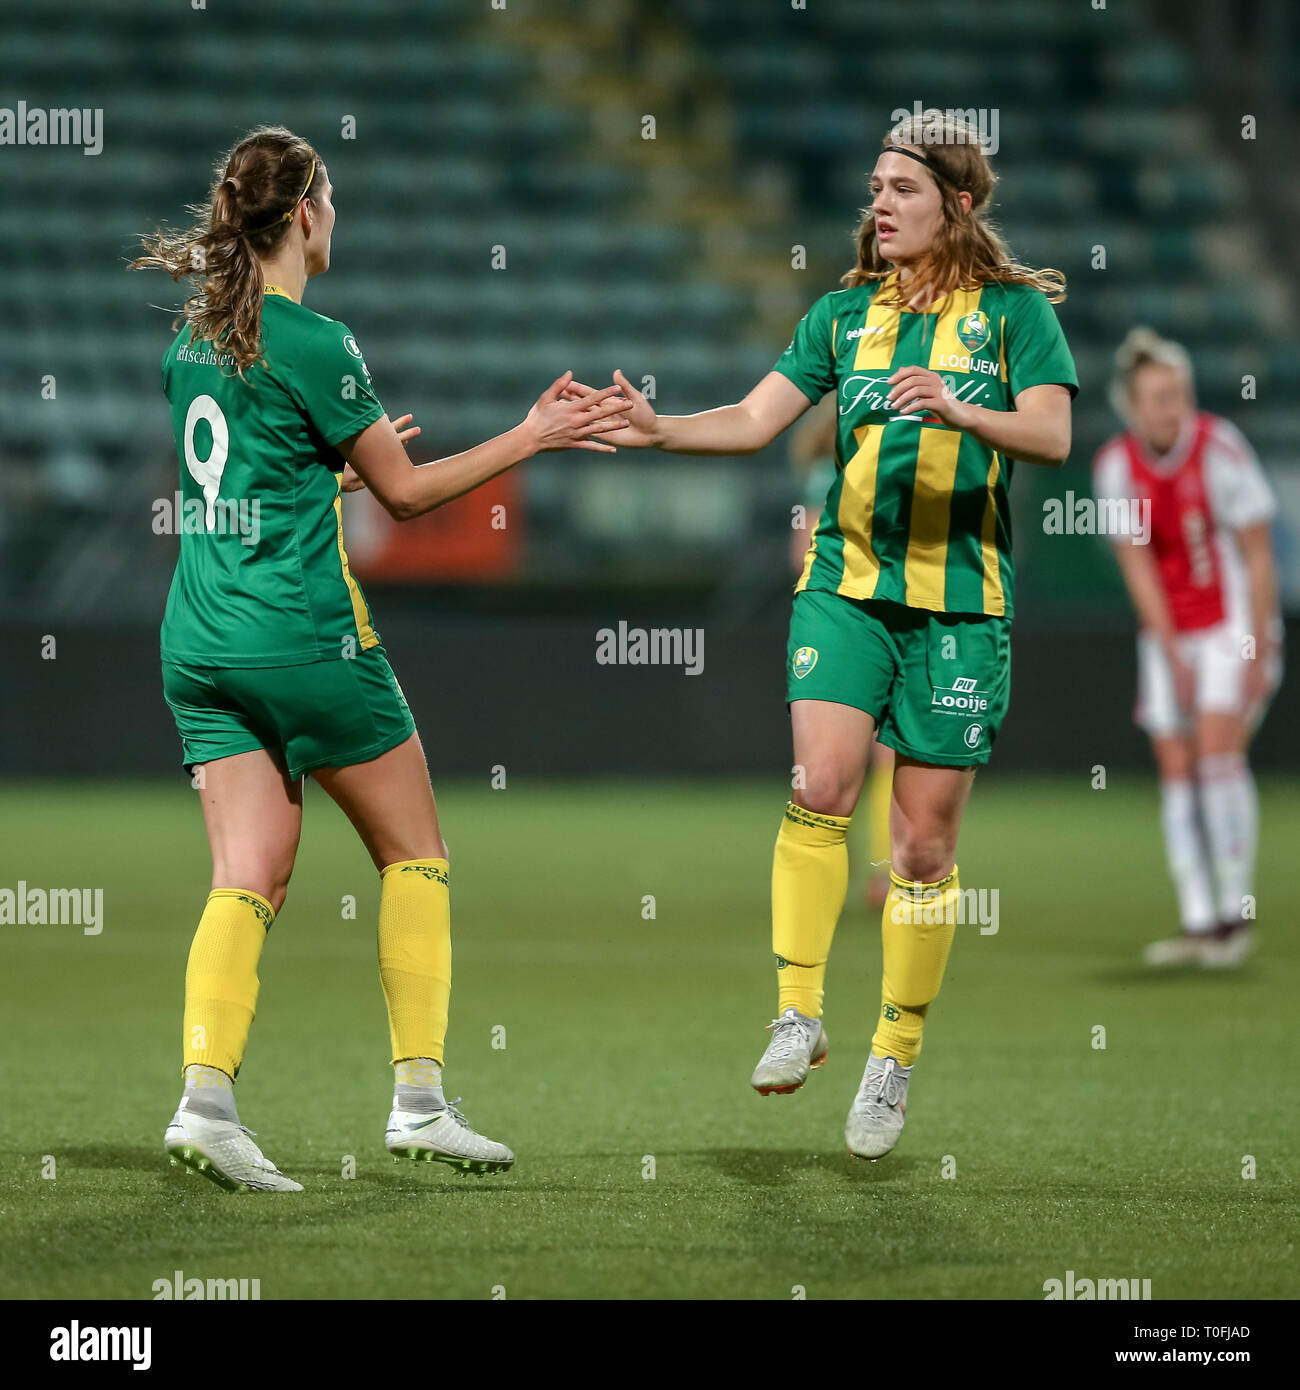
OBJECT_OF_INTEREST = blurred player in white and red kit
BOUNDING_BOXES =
[1095,328,1282,967]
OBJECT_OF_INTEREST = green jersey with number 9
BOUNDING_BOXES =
[158,288,386,667]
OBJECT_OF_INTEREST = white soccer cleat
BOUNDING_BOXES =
[751,1008,829,1095]
[164,1107,303,1192]
[845,1053,911,1161]
[1200,927,1256,969]
[385,1100,515,1175]
[1143,932,1211,967]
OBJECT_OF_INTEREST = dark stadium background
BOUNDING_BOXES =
[3,0,1300,1322]
[1,0,1296,778]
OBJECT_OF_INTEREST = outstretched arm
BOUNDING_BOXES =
[605,369,817,456]
[339,374,632,521]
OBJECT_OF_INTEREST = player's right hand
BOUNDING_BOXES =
[524,372,633,454]
[607,369,662,448]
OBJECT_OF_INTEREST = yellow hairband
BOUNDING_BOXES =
[244,159,316,237]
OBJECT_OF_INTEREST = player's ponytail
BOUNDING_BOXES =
[129,126,322,379]
[843,108,1065,307]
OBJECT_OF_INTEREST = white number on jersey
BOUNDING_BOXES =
[183,394,230,531]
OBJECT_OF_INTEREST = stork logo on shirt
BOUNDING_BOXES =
[956,311,991,354]
[792,646,819,679]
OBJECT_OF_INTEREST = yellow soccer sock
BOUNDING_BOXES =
[872,867,960,1066]
[866,757,893,874]
[182,889,275,1079]
[379,858,452,1066]
[772,801,852,1018]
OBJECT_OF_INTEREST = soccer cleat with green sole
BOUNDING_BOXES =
[164,1107,303,1192]
[385,1099,514,1175]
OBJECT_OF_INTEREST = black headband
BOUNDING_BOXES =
[881,145,961,190]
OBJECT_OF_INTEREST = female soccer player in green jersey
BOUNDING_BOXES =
[131,126,631,1190]
[589,110,1077,1160]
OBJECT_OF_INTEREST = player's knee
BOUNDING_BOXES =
[1156,751,1194,782]
[890,832,955,886]
[379,836,448,870]
[212,860,294,916]
[794,773,859,820]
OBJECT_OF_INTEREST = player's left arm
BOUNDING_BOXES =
[883,373,1071,466]
[1207,417,1282,703]
[340,413,421,492]
[1236,520,1282,704]
[886,286,1077,465]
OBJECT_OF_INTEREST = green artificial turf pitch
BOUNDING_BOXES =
[1,775,1296,1300]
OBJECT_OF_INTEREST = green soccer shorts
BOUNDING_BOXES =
[786,588,1011,767]
[162,643,416,781]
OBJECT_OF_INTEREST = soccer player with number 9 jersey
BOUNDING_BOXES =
[130,125,632,1190]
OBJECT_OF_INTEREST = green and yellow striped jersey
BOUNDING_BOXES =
[773,272,1077,618]
[158,289,386,667]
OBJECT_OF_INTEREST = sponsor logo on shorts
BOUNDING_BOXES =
[930,675,988,716]
[792,646,819,679]
[964,723,983,748]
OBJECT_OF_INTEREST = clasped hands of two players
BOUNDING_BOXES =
[339,374,635,492]
[339,363,966,492]
[559,365,972,440]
